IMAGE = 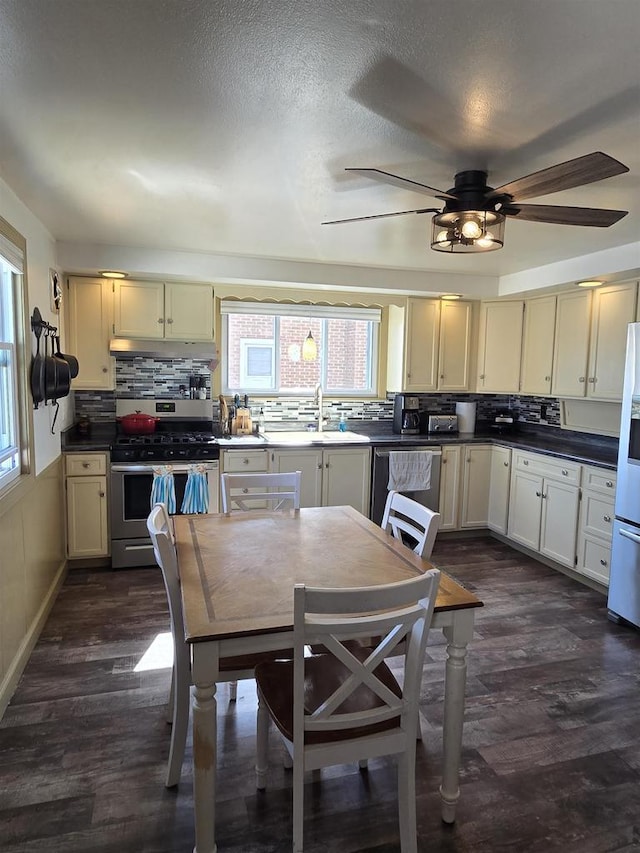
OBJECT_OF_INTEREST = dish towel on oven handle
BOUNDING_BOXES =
[387,450,432,492]
[150,465,176,514]
[181,464,209,514]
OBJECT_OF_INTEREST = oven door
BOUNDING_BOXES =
[110,462,220,568]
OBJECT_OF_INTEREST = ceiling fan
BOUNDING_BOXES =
[322,152,629,253]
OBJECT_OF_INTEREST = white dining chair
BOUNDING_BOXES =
[381,490,441,559]
[221,470,302,513]
[147,503,287,787]
[255,570,441,853]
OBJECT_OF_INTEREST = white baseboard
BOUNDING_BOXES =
[0,559,68,720]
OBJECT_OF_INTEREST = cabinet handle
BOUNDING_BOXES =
[317,463,323,469]
[102,366,108,373]
[604,515,611,522]
[600,559,607,567]
[562,469,568,476]
[158,318,164,324]
[99,491,105,498]
[578,376,585,383]
[166,318,173,324]
[606,481,613,488]
[82,462,90,468]
[542,493,547,499]
[503,461,509,467]
[242,488,249,494]
[325,462,330,468]
[242,458,249,465]
[545,375,551,381]
[588,377,596,384]
[523,459,529,466]
[479,373,485,380]
[442,458,447,464]
[535,491,541,497]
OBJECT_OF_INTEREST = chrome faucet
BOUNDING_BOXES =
[314,382,324,432]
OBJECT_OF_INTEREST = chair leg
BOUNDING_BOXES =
[256,688,269,790]
[416,710,423,742]
[229,680,238,701]
[165,662,190,787]
[397,744,418,853]
[283,748,293,769]
[167,666,175,724]
[292,750,304,853]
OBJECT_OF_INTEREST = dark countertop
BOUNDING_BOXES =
[61,420,619,470]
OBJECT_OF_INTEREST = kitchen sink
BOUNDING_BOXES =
[263,430,370,444]
[216,435,267,444]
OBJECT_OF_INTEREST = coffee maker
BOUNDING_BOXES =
[393,394,420,435]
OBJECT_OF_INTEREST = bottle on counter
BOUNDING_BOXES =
[198,377,207,400]
[258,408,265,433]
[339,413,347,432]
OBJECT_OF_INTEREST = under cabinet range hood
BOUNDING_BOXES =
[109,338,216,359]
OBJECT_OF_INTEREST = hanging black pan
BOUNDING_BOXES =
[55,335,79,379]
[44,332,71,402]
[30,326,46,408]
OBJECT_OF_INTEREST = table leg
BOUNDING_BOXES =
[439,609,475,824]
[192,681,217,853]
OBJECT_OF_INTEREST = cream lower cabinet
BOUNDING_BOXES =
[221,449,269,508]
[270,447,371,515]
[65,453,109,558]
[507,451,581,568]
[487,446,511,534]
[438,443,491,530]
[576,466,616,586]
[66,277,115,390]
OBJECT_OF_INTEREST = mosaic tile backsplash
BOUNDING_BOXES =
[73,356,563,427]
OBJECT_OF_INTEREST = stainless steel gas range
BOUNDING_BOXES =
[110,400,220,568]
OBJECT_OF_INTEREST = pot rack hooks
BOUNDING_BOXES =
[31,306,58,339]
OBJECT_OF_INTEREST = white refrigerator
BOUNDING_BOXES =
[608,322,640,628]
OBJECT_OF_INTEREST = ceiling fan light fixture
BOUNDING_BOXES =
[431,210,505,253]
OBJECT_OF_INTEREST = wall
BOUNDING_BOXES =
[0,177,69,718]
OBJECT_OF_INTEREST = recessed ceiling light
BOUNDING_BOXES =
[100,270,127,279]
[441,294,461,300]
[577,280,603,288]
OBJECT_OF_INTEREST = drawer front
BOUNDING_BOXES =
[578,535,611,586]
[222,450,268,472]
[513,450,580,485]
[582,492,614,541]
[582,466,617,496]
[66,453,107,477]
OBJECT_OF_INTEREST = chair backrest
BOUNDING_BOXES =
[381,490,441,559]
[293,570,440,743]
[147,503,189,670]
[221,470,302,513]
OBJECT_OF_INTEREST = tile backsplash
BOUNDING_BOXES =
[73,355,563,427]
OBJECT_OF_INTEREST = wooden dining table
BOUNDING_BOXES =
[174,505,483,853]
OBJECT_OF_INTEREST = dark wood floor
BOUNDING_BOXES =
[2,535,640,852]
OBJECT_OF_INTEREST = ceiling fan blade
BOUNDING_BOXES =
[488,152,629,202]
[346,168,456,201]
[322,207,439,225]
[502,203,628,227]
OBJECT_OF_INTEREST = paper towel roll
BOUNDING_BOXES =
[456,401,477,433]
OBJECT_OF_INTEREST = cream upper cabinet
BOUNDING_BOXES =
[460,444,492,528]
[404,298,440,392]
[476,300,524,392]
[587,282,637,400]
[520,295,556,395]
[438,445,462,531]
[551,289,592,397]
[66,276,115,390]
[487,445,511,535]
[114,280,215,340]
[438,300,474,391]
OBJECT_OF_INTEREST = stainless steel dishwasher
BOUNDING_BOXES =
[370,446,442,526]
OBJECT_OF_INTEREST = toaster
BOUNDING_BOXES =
[427,414,458,433]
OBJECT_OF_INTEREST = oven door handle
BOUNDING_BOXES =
[620,527,640,545]
[374,449,442,458]
[111,463,219,473]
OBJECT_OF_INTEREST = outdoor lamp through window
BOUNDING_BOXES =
[302,330,317,361]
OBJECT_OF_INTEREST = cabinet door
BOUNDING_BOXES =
[270,449,323,507]
[476,301,524,392]
[539,479,580,568]
[165,283,215,341]
[322,448,371,515]
[587,282,637,400]
[404,299,440,392]
[460,444,491,528]
[551,289,591,397]
[67,277,115,390]
[576,535,611,586]
[438,445,462,531]
[66,476,109,557]
[488,446,511,534]
[114,280,165,338]
[520,295,556,395]
[438,300,473,391]
[507,469,543,550]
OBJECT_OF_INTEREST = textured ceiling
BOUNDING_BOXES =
[1,0,639,279]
